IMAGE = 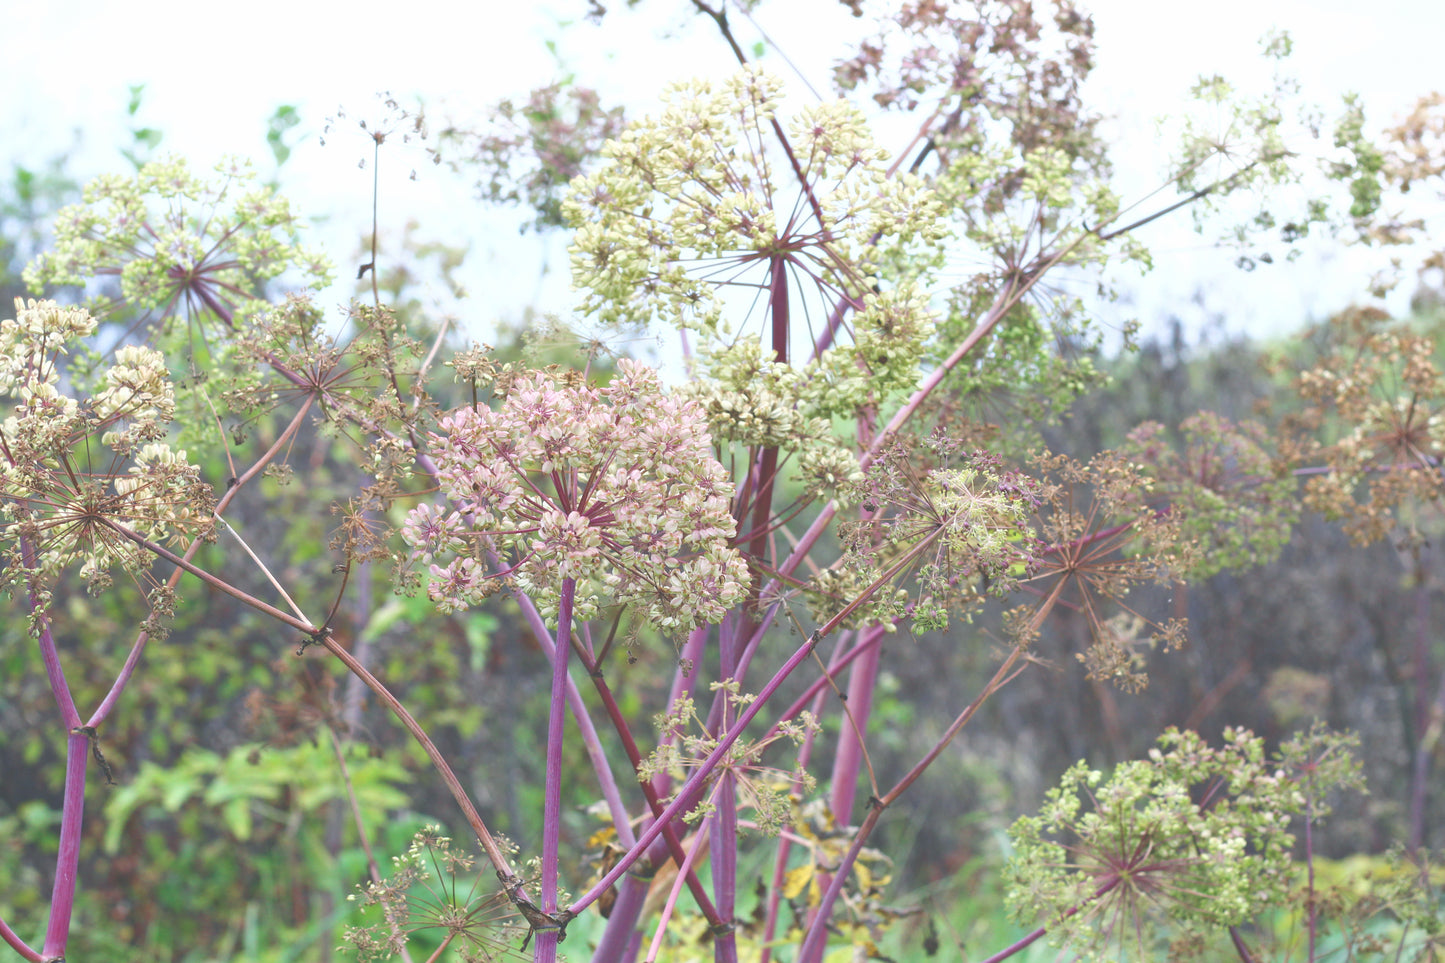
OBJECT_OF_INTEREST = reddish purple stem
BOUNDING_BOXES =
[534,578,576,963]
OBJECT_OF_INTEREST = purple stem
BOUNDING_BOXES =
[0,914,38,963]
[796,644,1030,963]
[534,578,576,963]
[796,815,872,963]
[976,926,1050,963]
[801,624,886,952]
[507,579,637,848]
[580,657,726,959]
[1227,926,1259,963]
[829,625,885,822]
[971,877,1124,963]
[1407,549,1436,852]
[580,541,940,923]
[495,554,724,957]
[588,874,651,963]
[759,631,852,963]
[41,732,89,961]
[643,811,714,963]
[89,396,316,729]
[708,773,740,963]
[1304,774,1317,963]
[1,395,321,962]
[764,629,885,741]
[654,624,710,800]
[709,614,741,963]
[567,628,820,916]
[23,558,80,730]
[1408,670,1445,853]
[9,535,85,962]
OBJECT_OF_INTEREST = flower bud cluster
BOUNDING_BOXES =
[405,360,748,630]
[1007,726,1344,959]
[564,68,943,378]
[0,299,213,598]
[25,156,330,330]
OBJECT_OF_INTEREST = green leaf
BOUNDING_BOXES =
[131,128,163,150]
[222,797,253,841]
[266,105,301,167]
[13,166,34,203]
[464,612,496,674]
[103,776,153,853]
[161,769,205,811]
[359,597,409,643]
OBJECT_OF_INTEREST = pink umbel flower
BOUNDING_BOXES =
[406,359,748,630]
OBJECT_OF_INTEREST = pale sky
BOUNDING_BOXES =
[3,0,1442,349]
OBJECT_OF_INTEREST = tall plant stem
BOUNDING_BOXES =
[975,877,1120,963]
[39,733,88,962]
[744,254,790,569]
[0,392,318,962]
[795,587,1062,963]
[795,639,1031,963]
[93,394,316,727]
[13,540,93,963]
[568,531,944,917]
[1406,546,1437,852]
[0,916,35,963]
[533,578,576,963]
[496,566,727,952]
[504,571,638,848]
[708,614,742,963]
[567,630,816,915]
[828,624,887,821]
[644,808,715,963]
[758,630,855,963]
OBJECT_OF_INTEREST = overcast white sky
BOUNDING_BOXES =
[3,0,1442,349]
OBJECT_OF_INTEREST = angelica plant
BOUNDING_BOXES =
[4,4,1438,963]
[0,297,215,963]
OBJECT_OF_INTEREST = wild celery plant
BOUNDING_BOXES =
[3,2,1443,963]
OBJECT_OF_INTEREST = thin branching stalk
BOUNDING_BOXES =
[644,805,715,963]
[327,725,417,963]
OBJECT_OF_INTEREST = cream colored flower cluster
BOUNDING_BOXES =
[564,66,944,341]
[25,156,330,329]
[0,299,212,596]
[404,360,748,630]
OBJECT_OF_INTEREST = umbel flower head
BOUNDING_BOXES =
[25,155,331,332]
[0,299,214,604]
[343,826,529,962]
[404,359,748,630]
[564,66,945,406]
[1006,727,1318,962]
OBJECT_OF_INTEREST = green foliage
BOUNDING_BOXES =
[265,105,301,168]
[120,84,164,170]
[103,741,410,853]
[1331,94,1386,220]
